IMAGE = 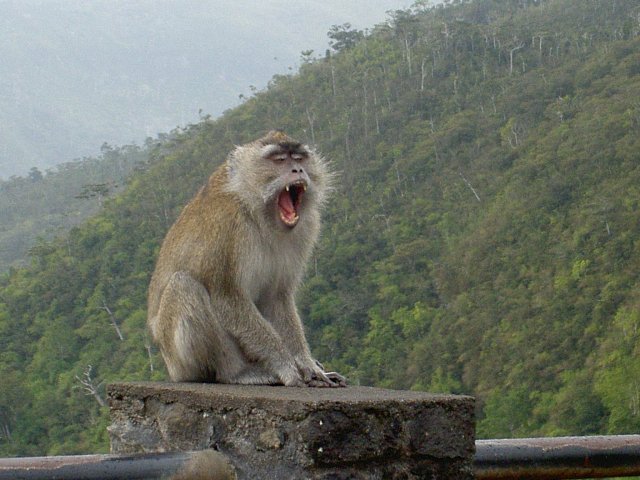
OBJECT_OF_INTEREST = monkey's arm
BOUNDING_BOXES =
[261,293,346,387]
[212,291,304,387]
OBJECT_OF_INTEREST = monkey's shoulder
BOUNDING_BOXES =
[173,180,243,229]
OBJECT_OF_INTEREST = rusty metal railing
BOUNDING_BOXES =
[0,449,235,480]
[475,435,640,479]
[2,435,640,479]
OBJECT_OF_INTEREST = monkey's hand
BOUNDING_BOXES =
[295,357,347,388]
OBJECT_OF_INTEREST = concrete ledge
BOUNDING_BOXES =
[107,382,474,479]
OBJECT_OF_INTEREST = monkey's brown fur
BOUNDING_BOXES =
[148,131,345,387]
[169,450,236,480]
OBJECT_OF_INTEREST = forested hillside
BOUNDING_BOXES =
[2,0,640,455]
[0,143,146,271]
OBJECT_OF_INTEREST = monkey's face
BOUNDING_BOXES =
[262,142,313,229]
[226,133,330,230]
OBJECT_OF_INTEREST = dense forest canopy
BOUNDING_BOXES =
[1,0,640,455]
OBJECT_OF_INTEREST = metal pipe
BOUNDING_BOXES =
[475,435,640,479]
[0,450,235,480]
[3,435,640,479]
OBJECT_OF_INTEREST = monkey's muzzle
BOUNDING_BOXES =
[278,181,307,228]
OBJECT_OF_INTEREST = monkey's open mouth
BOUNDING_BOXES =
[278,181,306,227]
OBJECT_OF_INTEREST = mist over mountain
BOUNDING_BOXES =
[0,0,410,178]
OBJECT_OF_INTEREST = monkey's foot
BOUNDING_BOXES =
[307,370,347,388]
[325,371,347,387]
[296,357,347,387]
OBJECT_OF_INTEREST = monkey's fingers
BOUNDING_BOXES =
[314,359,325,371]
[324,371,347,387]
[309,370,344,388]
[306,379,335,388]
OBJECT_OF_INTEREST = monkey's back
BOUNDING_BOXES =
[147,166,241,324]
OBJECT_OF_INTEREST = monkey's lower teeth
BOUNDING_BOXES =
[280,213,299,226]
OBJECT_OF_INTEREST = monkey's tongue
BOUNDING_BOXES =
[278,189,299,226]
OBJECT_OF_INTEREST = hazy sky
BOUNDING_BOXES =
[128,0,418,115]
[1,0,418,176]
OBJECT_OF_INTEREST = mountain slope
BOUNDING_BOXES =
[1,0,640,454]
[0,143,146,271]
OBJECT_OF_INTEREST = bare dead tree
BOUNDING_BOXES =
[459,172,481,202]
[100,301,124,341]
[362,74,369,140]
[330,64,337,108]
[75,365,106,408]
[404,35,413,75]
[393,158,404,197]
[509,41,525,75]
[0,422,10,441]
[305,107,316,146]
[442,22,451,49]
[344,115,353,167]
[0,411,12,442]
[372,88,381,134]
[534,33,546,57]
[144,339,155,374]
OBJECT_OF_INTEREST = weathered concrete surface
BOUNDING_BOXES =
[107,382,474,480]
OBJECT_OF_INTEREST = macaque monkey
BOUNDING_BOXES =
[148,131,346,387]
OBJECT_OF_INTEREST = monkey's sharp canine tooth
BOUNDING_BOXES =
[286,185,290,192]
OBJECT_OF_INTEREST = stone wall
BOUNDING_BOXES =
[108,382,474,480]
